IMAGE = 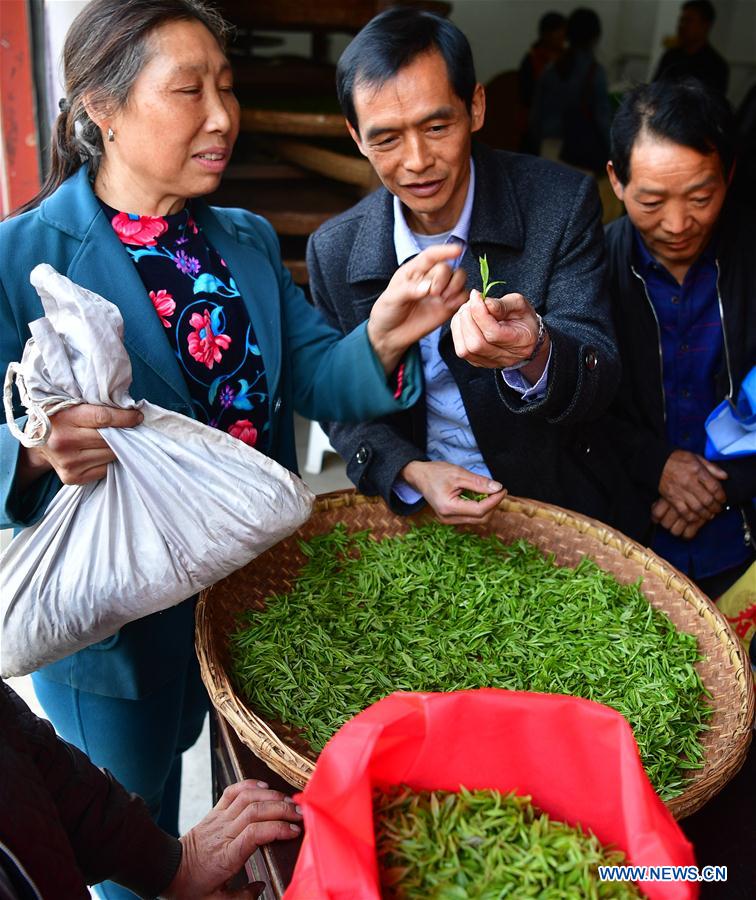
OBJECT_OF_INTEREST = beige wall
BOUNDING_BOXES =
[448,0,754,103]
[44,1,754,109]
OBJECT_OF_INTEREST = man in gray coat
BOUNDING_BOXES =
[307,8,641,536]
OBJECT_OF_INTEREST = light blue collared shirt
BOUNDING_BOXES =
[392,161,549,504]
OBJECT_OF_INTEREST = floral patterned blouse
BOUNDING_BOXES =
[101,200,269,452]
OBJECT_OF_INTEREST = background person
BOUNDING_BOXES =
[307,8,644,536]
[732,83,756,209]
[0,3,466,898]
[528,7,612,172]
[653,0,729,95]
[604,78,755,596]
[518,11,567,113]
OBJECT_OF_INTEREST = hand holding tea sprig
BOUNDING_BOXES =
[451,255,550,383]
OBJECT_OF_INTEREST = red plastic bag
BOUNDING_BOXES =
[284,689,697,899]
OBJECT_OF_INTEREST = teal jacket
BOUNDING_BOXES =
[0,167,419,697]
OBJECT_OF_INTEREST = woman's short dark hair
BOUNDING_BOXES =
[15,0,228,216]
[539,12,567,38]
[610,79,735,185]
[336,7,476,135]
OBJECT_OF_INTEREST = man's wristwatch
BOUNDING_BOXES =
[507,313,547,370]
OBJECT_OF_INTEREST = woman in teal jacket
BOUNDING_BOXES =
[0,3,465,897]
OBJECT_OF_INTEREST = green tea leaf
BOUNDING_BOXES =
[479,253,490,286]
[460,490,488,502]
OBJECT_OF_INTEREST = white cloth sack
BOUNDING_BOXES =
[0,264,314,677]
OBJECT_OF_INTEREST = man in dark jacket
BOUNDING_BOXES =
[653,1,729,95]
[605,78,755,596]
[0,680,301,899]
[307,8,642,536]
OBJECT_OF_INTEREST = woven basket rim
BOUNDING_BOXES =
[196,490,754,817]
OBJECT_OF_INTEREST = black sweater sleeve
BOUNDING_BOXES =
[0,683,182,899]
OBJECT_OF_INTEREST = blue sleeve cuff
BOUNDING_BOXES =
[500,344,552,401]
[392,476,424,505]
[362,329,421,409]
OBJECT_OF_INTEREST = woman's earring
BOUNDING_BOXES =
[107,127,115,142]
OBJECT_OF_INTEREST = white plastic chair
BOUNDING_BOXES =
[304,419,337,474]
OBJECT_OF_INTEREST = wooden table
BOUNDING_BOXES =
[211,710,755,898]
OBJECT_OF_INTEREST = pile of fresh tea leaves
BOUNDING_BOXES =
[374,786,643,899]
[230,523,710,798]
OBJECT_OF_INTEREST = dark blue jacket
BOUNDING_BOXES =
[307,144,644,537]
[604,205,756,552]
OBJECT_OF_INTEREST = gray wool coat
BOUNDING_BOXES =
[307,142,646,538]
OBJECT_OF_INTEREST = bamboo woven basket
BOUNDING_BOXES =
[196,490,754,819]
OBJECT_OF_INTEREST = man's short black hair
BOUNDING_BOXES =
[566,7,602,47]
[610,78,735,185]
[539,11,566,38]
[336,7,476,134]
[682,0,716,25]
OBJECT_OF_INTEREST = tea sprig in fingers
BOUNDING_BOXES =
[478,254,505,299]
